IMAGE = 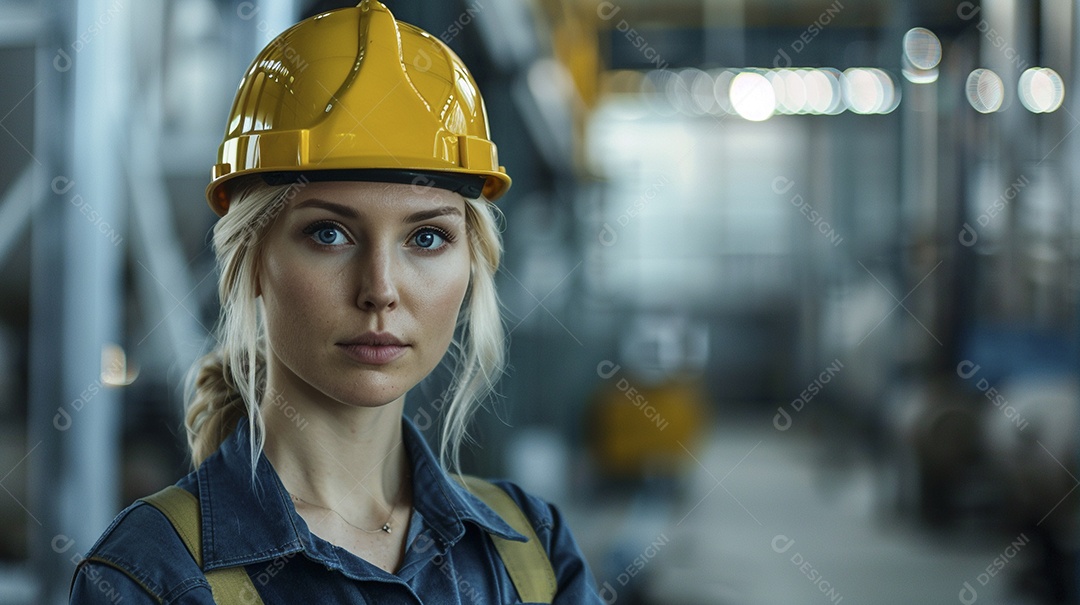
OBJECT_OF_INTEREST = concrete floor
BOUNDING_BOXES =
[565,417,1046,605]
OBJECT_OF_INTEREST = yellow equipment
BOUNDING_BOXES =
[205,0,511,216]
[589,373,708,477]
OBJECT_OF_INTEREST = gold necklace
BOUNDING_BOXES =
[290,477,409,535]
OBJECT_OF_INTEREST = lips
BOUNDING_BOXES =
[336,332,408,365]
[338,332,406,346]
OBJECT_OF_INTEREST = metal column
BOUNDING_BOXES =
[28,0,128,602]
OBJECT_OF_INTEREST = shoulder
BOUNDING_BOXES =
[481,478,560,539]
[482,478,586,560]
[70,486,211,604]
[480,478,602,592]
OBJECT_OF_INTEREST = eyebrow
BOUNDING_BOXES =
[403,206,463,223]
[294,199,358,218]
[293,199,462,223]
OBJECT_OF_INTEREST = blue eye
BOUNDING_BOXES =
[303,221,350,247]
[412,228,451,250]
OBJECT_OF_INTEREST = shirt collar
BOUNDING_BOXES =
[194,414,526,569]
[399,413,528,545]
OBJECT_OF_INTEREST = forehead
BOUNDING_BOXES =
[288,180,466,213]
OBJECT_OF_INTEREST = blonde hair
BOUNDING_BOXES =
[182,178,506,474]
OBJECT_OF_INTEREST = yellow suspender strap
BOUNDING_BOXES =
[140,486,264,605]
[455,475,558,603]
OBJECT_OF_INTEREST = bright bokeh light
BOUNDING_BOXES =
[1018,67,1065,113]
[711,69,736,114]
[608,66,903,118]
[966,68,1004,113]
[842,68,883,114]
[901,27,942,85]
[687,69,716,114]
[802,69,840,114]
[664,68,691,114]
[903,27,942,70]
[767,71,793,114]
[730,71,776,121]
[902,56,939,84]
[782,70,807,113]
[838,68,898,114]
[874,69,901,113]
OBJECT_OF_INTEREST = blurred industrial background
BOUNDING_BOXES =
[2,0,1079,603]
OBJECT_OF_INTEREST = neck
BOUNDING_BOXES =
[259,378,411,520]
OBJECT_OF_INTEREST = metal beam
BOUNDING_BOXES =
[27,0,72,600]
[0,164,40,267]
[0,5,41,47]
[28,0,129,603]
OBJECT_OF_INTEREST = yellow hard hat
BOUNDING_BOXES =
[205,0,511,216]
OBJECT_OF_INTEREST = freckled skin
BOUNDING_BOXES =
[256,181,471,413]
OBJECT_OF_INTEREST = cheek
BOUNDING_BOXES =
[261,251,341,344]
[411,254,471,338]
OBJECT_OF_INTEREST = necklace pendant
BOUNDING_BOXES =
[382,523,392,534]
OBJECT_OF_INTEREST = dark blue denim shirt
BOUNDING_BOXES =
[69,415,604,604]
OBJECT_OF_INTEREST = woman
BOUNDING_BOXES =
[69,2,602,602]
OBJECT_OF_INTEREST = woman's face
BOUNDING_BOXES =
[256,180,471,409]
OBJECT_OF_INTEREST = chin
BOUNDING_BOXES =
[330,372,415,407]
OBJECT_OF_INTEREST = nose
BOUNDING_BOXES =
[356,245,398,312]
